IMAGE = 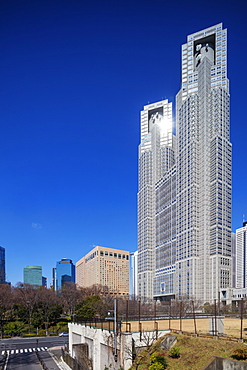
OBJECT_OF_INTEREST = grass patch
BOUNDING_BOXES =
[130,334,247,370]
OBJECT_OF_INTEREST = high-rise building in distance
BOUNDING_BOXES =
[23,265,42,286]
[54,258,75,291]
[236,222,247,289]
[0,246,6,284]
[76,246,130,296]
[137,23,232,302]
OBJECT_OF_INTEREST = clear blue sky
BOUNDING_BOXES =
[0,0,246,286]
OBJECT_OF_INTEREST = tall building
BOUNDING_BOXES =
[138,99,175,299]
[236,222,247,288]
[137,23,232,302]
[131,251,138,299]
[0,246,6,284]
[76,246,130,296]
[42,276,47,288]
[231,232,236,288]
[23,265,42,286]
[175,23,231,302]
[55,258,75,291]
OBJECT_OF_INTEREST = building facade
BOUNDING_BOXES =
[55,258,75,291]
[232,232,236,288]
[0,246,6,284]
[137,23,232,302]
[76,246,129,296]
[23,265,42,286]
[131,251,138,299]
[137,99,175,299]
[175,23,231,302]
[236,222,247,289]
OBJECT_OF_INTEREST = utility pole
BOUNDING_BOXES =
[114,298,117,362]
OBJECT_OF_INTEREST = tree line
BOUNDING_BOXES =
[0,281,238,338]
[0,282,126,337]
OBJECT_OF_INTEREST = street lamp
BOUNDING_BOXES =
[107,298,117,362]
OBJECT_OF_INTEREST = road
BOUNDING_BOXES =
[0,336,68,369]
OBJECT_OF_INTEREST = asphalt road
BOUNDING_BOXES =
[0,336,68,369]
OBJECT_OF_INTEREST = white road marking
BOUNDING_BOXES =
[3,351,9,370]
[1,347,47,355]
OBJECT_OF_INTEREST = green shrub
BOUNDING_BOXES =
[150,352,168,369]
[232,348,247,360]
[169,346,180,358]
[149,363,165,370]
[4,321,26,336]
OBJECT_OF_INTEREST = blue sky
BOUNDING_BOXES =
[0,0,246,286]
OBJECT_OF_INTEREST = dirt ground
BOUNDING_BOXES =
[121,318,247,339]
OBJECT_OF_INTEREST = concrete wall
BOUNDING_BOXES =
[203,356,247,370]
[69,323,169,370]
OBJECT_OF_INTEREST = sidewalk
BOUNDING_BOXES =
[47,346,71,370]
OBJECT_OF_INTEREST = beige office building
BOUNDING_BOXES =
[76,246,130,296]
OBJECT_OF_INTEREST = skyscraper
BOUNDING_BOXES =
[137,23,232,302]
[236,222,247,288]
[0,246,6,284]
[23,265,42,286]
[138,99,175,299]
[176,23,231,302]
[55,258,75,291]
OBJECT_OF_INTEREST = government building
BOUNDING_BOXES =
[138,23,231,302]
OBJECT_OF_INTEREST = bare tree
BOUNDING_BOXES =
[14,284,39,333]
[36,287,61,336]
[0,284,12,338]
[61,282,81,320]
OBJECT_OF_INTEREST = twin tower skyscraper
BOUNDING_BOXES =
[137,23,231,303]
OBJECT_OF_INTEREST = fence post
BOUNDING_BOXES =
[192,300,197,335]
[126,299,129,332]
[214,299,217,336]
[169,300,171,330]
[240,298,244,340]
[179,301,182,333]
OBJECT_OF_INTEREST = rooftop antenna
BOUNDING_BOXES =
[243,214,245,225]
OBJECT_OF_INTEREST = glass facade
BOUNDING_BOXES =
[55,258,75,291]
[0,246,6,284]
[23,265,42,286]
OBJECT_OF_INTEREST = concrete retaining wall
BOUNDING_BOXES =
[69,322,169,370]
[203,356,247,370]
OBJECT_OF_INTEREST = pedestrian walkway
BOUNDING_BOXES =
[1,346,48,355]
[38,349,62,370]
[48,347,71,370]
